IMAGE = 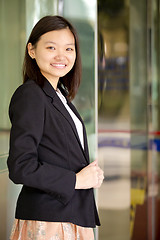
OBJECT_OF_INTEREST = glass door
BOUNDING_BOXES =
[0,1,58,239]
[130,0,160,239]
[129,0,148,239]
[0,0,97,239]
[98,0,130,239]
[98,0,160,239]
[0,1,26,239]
[147,0,160,239]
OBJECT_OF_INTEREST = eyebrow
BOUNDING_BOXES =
[45,41,75,46]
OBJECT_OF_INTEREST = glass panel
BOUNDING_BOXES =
[0,0,26,130]
[130,1,148,239]
[149,0,160,238]
[0,1,58,239]
[26,0,58,39]
[0,0,26,239]
[63,0,97,161]
[98,0,130,239]
[63,0,97,237]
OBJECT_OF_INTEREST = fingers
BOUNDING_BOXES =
[94,168,104,189]
[76,160,104,189]
[96,166,103,177]
[94,176,104,189]
[89,162,104,183]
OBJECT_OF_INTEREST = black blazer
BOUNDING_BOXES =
[7,79,100,228]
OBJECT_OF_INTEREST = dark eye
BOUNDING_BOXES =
[66,48,74,51]
[47,46,55,50]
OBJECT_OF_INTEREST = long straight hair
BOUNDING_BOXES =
[23,15,82,100]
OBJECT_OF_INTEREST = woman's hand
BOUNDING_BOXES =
[75,160,104,190]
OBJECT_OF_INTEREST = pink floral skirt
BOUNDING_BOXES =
[10,219,94,240]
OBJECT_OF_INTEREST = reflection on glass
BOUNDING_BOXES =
[0,1,26,239]
[0,1,58,239]
[148,0,160,238]
[130,1,148,239]
[98,0,130,239]
[26,0,58,39]
[63,0,97,160]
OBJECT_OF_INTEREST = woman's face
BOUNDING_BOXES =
[28,28,76,88]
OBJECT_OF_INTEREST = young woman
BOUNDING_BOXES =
[7,15,104,240]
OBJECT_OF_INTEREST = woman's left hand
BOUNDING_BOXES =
[93,162,104,189]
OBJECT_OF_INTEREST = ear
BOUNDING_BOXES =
[28,43,35,59]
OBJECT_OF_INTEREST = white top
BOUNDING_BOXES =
[56,89,84,149]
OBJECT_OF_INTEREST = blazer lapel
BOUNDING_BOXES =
[53,96,81,144]
[42,80,89,163]
[68,101,90,162]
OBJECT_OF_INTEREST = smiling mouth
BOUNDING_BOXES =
[51,63,66,68]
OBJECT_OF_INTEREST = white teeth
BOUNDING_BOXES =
[51,64,65,67]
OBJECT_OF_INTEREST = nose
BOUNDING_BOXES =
[54,50,65,61]
[54,55,65,61]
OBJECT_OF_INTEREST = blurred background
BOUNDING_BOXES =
[0,0,160,239]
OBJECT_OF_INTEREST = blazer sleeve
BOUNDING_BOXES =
[7,83,76,205]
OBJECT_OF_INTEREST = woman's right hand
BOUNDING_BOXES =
[75,160,104,190]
